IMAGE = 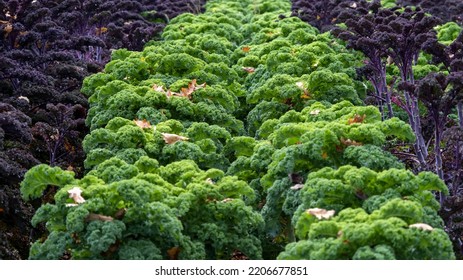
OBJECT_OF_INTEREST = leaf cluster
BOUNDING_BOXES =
[21,0,455,260]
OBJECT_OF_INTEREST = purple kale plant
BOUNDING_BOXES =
[334,6,442,168]
[397,0,463,25]
[291,0,380,32]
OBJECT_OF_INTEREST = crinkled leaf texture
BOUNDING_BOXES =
[20,164,77,201]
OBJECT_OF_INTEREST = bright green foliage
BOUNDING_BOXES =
[435,22,462,45]
[117,240,163,260]
[223,136,257,159]
[278,201,455,260]
[26,158,263,259]
[292,166,447,227]
[380,0,397,8]
[21,164,77,201]
[387,53,443,82]
[82,117,234,171]
[259,102,413,182]
[246,101,290,136]
[22,0,453,260]
[29,231,73,260]
[226,101,418,242]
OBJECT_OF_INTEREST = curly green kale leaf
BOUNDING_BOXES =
[21,164,77,201]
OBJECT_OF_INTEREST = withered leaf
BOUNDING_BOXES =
[85,213,114,222]
[387,56,394,65]
[114,208,127,220]
[296,82,311,99]
[242,67,255,73]
[18,96,29,103]
[348,114,366,125]
[205,197,217,203]
[178,79,206,99]
[134,119,152,129]
[290,184,304,190]
[409,223,434,231]
[64,139,76,153]
[221,198,234,203]
[296,82,305,89]
[340,138,363,147]
[95,27,108,35]
[4,23,12,37]
[68,187,85,204]
[161,133,189,144]
[152,84,165,92]
[310,109,321,115]
[321,151,328,159]
[167,247,181,260]
[71,233,81,244]
[165,79,206,99]
[300,92,311,99]
[306,208,335,220]
[231,249,249,260]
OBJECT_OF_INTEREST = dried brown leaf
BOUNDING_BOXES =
[242,67,255,73]
[231,249,249,260]
[409,223,434,231]
[348,114,366,125]
[161,133,189,144]
[86,213,114,222]
[387,56,394,65]
[242,46,250,53]
[95,27,108,35]
[68,187,85,204]
[169,79,206,99]
[134,119,152,129]
[114,208,127,220]
[18,96,29,103]
[167,247,181,260]
[306,208,335,220]
[296,82,311,99]
[152,84,166,92]
[290,184,304,190]
[4,23,12,37]
[340,138,363,146]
